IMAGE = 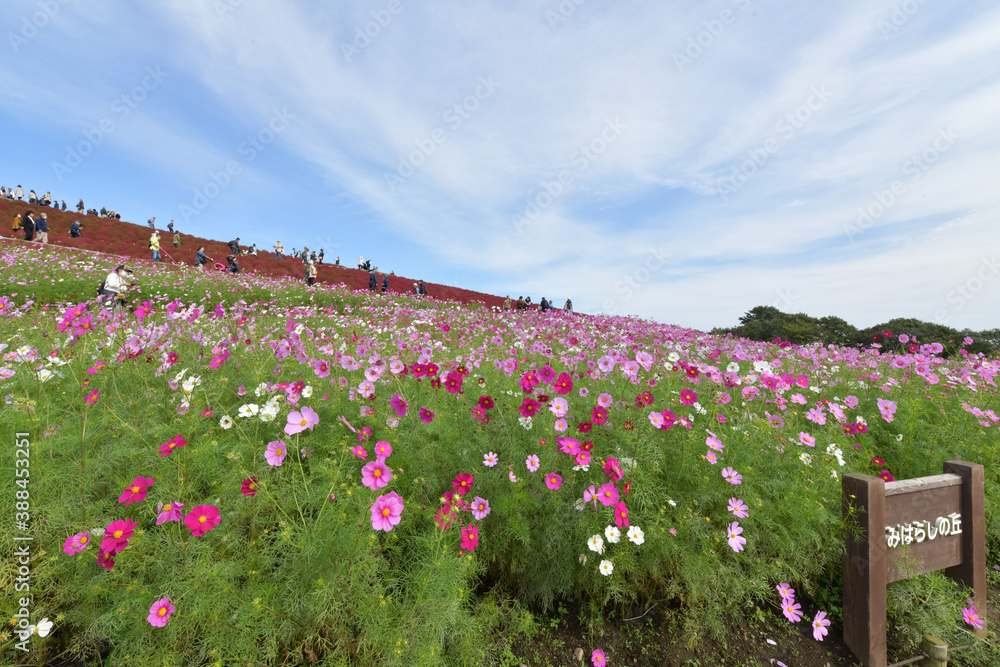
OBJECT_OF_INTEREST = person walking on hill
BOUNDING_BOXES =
[148,216,156,231]
[41,191,52,206]
[228,238,241,256]
[195,246,213,269]
[226,255,240,273]
[70,220,82,237]
[35,213,50,244]
[99,265,130,307]
[14,185,24,200]
[22,212,35,241]
[382,274,389,293]
[249,243,258,256]
[273,241,283,260]
[167,220,174,233]
[334,255,340,265]
[306,260,317,286]
[150,232,162,262]
[318,249,324,265]
[418,280,427,297]
[11,213,22,237]
[563,298,573,313]
[76,198,84,213]
[100,206,107,217]
[28,189,37,204]
[503,295,511,311]
[368,270,377,292]
[172,231,181,248]
[516,296,525,311]
[412,282,419,295]
[61,200,66,211]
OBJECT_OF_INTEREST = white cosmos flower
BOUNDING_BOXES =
[627,526,645,545]
[587,534,605,554]
[605,526,620,543]
[799,453,813,465]
[36,369,54,382]
[220,415,233,429]
[302,385,313,398]
[599,560,614,576]
[29,617,53,638]
[238,404,259,418]
[726,362,740,373]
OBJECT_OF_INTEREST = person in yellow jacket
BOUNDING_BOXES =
[150,232,162,262]
[11,213,22,236]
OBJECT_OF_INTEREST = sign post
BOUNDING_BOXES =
[842,461,986,667]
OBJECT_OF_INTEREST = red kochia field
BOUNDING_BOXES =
[0,239,997,666]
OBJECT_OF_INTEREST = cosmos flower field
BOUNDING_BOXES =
[1,243,998,666]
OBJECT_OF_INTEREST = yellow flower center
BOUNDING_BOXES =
[159,607,167,616]
[163,504,172,511]
[80,536,88,544]
[276,448,283,456]
[131,486,140,493]
[249,482,255,489]
[300,419,308,426]
[382,508,391,517]
[113,530,123,538]
[199,516,207,523]
[373,469,381,477]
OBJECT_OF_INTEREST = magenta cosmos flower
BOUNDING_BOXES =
[118,476,154,505]
[721,467,742,485]
[962,604,986,629]
[147,597,175,628]
[460,524,479,551]
[84,389,100,405]
[158,434,186,457]
[453,473,474,496]
[782,599,803,623]
[370,491,404,531]
[545,473,562,490]
[471,496,491,520]
[184,505,221,537]
[727,498,749,518]
[604,457,624,482]
[265,440,288,466]
[614,501,629,528]
[389,393,408,418]
[597,482,619,507]
[101,518,137,553]
[241,477,258,497]
[156,501,185,525]
[361,459,392,490]
[679,388,698,406]
[591,648,607,666]
[98,548,116,570]
[553,372,573,395]
[419,407,435,423]
[284,406,319,435]
[373,440,392,460]
[526,454,540,472]
[63,531,91,555]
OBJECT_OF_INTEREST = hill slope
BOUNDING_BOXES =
[0,198,506,308]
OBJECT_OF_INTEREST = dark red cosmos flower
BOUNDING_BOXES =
[577,421,593,434]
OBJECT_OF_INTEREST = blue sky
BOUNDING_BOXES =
[3,0,1000,331]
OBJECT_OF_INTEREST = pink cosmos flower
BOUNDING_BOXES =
[727,521,746,552]
[201,407,213,418]
[705,451,718,464]
[483,451,499,467]
[101,518,137,553]
[158,434,186,457]
[962,603,986,629]
[598,393,613,408]
[97,547,116,570]
[583,484,598,508]
[721,467,742,485]
[604,457,624,482]
[265,440,288,466]
[460,524,479,551]
[707,435,724,452]
[156,501,185,525]
[648,411,664,428]
[351,445,368,459]
[63,531,91,555]
[519,397,541,418]
[728,498,749,518]
[812,611,831,641]
[118,476,154,505]
[284,406,319,435]
[679,389,697,406]
[554,417,568,432]
[471,496,491,520]
[184,505,221,537]
[614,501,629,528]
[390,393,408,418]
[147,597,175,628]
[660,408,677,429]
[361,459,392,490]
[798,432,816,447]
[777,583,795,600]
[370,491,404,531]
[453,473,475,496]
[558,436,581,455]
[591,648,607,666]
[84,389,100,405]
[782,600,803,623]
[526,455,540,472]
[597,482,619,506]
[575,451,591,467]
[419,407,435,424]
[844,395,859,408]
[548,397,569,417]
[545,473,562,490]
[805,407,826,425]
[241,477,258,497]
[591,405,608,425]
[373,441,392,460]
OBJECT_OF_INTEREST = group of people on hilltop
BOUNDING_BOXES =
[10,210,55,244]
[503,295,573,313]
[4,187,122,219]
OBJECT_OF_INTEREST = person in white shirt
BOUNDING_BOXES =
[100,265,131,306]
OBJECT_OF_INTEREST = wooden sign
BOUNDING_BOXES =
[842,461,986,667]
